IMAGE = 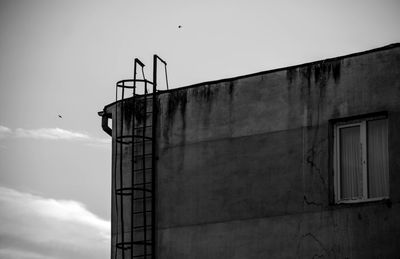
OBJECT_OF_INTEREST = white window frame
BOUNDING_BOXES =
[333,117,389,204]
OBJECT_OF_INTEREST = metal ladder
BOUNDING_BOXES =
[114,56,167,259]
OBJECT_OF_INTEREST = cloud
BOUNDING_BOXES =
[15,128,91,140]
[0,186,110,259]
[0,125,110,146]
[0,125,12,139]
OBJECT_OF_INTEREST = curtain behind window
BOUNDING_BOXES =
[368,119,389,198]
[340,126,363,200]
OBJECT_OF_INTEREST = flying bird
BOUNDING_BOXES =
[58,114,62,118]
[178,25,182,29]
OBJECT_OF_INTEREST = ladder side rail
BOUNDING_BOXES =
[131,60,136,258]
[151,54,167,259]
[142,81,148,258]
[151,55,157,259]
[119,81,126,259]
[132,58,145,258]
[114,82,119,259]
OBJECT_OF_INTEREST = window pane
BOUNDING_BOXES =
[340,126,362,199]
[368,119,389,198]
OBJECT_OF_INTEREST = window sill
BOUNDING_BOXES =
[333,197,391,206]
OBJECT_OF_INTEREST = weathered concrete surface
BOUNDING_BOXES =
[159,203,400,259]
[155,45,400,258]
[158,128,304,228]
[104,44,400,258]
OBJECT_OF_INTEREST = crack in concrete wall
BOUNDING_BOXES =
[303,195,323,207]
[306,138,328,190]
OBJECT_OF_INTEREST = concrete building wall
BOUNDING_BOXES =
[104,44,400,258]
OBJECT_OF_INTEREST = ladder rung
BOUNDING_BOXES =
[134,153,152,158]
[133,167,152,172]
[133,181,152,186]
[115,187,152,195]
[116,240,152,250]
[133,254,152,258]
[116,135,152,142]
[133,140,152,144]
[116,140,153,145]
[116,243,131,250]
[133,210,152,215]
[133,224,152,230]
[116,135,152,139]
[134,196,152,201]
[115,139,132,144]
[134,125,152,130]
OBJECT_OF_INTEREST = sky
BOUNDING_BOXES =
[0,0,399,258]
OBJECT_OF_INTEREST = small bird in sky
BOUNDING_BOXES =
[58,114,62,118]
[178,25,182,29]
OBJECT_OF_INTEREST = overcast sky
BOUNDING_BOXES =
[0,0,399,258]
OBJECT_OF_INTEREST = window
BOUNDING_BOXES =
[334,115,389,203]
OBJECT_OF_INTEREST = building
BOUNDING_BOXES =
[100,44,400,258]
